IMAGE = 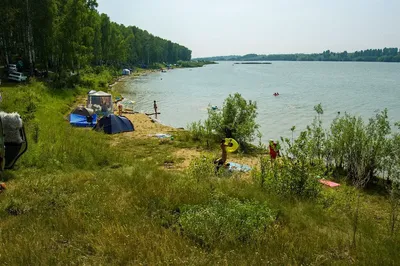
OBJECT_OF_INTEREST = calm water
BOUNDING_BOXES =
[118,61,400,143]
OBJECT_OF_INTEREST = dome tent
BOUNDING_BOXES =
[69,106,97,127]
[71,106,94,117]
[93,114,134,134]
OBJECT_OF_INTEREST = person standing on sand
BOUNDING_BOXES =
[118,103,123,116]
[153,100,158,119]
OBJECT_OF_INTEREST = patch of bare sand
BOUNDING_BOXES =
[121,113,183,139]
[171,148,261,182]
[109,113,262,180]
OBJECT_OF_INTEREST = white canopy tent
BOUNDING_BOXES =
[87,91,113,114]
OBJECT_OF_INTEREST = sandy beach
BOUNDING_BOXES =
[121,113,182,138]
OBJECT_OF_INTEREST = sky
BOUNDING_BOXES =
[96,0,400,58]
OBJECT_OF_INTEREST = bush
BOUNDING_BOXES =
[207,93,259,147]
[187,93,259,151]
[254,155,322,199]
[282,105,395,188]
[179,197,276,248]
[328,109,391,186]
[187,121,205,141]
[186,154,216,181]
[187,119,217,148]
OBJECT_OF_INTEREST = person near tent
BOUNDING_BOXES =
[86,115,93,125]
[153,100,158,119]
[101,100,108,114]
[118,103,123,116]
[269,139,280,161]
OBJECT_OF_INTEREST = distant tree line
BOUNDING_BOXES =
[0,0,192,75]
[196,48,400,62]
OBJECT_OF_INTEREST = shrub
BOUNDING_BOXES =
[329,109,391,186]
[207,93,259,147]
[186,154,216,181]
[187,121,205,141]
[188,93,259,151]
[187,118,216,148]
[179,197,276,248]
[254,155,322,199]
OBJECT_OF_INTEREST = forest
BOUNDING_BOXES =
[196,48,400,62]
[0,0,192,75]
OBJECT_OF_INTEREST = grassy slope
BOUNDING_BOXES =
[0,80,399,265]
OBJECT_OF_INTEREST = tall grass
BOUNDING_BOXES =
[0,82,399,264]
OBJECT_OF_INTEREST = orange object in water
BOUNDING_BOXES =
[0,182,6,190]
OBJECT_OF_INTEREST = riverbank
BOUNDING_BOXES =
[0,79,398,264]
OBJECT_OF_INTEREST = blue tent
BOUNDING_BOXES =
[69,113,97,127]
[93,114,134,134]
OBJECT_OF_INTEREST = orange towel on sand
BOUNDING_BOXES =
[319,179,340,187]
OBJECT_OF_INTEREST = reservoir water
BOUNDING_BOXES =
[118,61,400,143]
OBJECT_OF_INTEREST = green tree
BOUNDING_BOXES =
[206,93,259,148]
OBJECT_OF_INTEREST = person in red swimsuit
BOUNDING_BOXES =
[269,139,280,161]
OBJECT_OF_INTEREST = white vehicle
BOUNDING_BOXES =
[8,64,17,72]
[8,72,27,82]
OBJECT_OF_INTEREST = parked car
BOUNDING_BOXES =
[8,72,27,82]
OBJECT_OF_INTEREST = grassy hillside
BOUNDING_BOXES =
[0,79,399,264]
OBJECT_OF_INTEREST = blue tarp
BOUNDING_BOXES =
[69,113,97,127]
[94,114,134,134]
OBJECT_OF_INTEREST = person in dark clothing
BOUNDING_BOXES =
[224,127,233,138]
[153,100,158,119]
[86,115,93,125]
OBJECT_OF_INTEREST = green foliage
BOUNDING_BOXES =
[329,110,391,186]
[0,82,118,171]
[1,82,400,264]
[280,105,395,188]
[179,197,276,248]
[186,154,216,181]
[206,93,259,148]
[0,0,192,76]
[254,153,322,199]
[187,121,206,141]
[187,94,259,151]
[177,61,216,68]
[195,47,400,62]
[187,119,216,148]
